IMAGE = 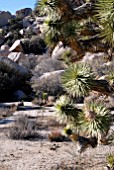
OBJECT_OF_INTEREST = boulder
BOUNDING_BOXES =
[82,52,107,62]
[5,31,13,39]
[33,26,41,35]
[9,40,24,52]
[52,41,76,60]
[22,19,30,28]
[1,44,9,50]
[0,50,10,57]
[25,25,33,34]
[19,29,24,36]
[8,52,25,62]
[0,35,4,45]
[16,8,32,18]
[0,11,12,27]
[13,90,27,101]
[0,57,30,77]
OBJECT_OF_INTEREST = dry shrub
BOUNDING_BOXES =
[0,57,31,101]
[8,115,37,140]
[31,70,64,96]
[33,58,66,77]
[0,104,17,119]
[0,108,11,119]
[48,131,69,142]
[22,36,46,55]
[19,54,49,70]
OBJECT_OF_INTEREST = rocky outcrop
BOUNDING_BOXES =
[16,8,32,18]
[0,11,12,27]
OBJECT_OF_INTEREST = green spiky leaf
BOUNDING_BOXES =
[61,63,94,97]
[55,95,81,125]
[79,101,112,137]
[95,0,114,46]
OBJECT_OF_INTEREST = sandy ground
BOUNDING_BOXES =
[0,103,114,170]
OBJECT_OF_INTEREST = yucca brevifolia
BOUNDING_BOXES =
[36,0,112,59]
[55,95,112,141]
[62,62,114,97]
[36,0,114,142]
[80,101,112,138]
[95,0,114,47]
[95,0,114,60]
[55,95,81,126]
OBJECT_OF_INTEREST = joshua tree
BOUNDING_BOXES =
[36,0,114,143]
[36,0,114,58]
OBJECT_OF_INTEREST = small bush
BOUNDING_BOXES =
[0,104,17,119]
[8,115,37,140]
[31,70,64,96]
[33,58,66,77]
[19,54,39,70]
[22,36,47,55]
[0,57,31,101]
[19,54,50,71]
[106,153,114,169]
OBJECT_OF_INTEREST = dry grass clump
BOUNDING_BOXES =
[0,104,17,119]
[106,152,114,169]
[0,108,11,119]
[8,115,38,140]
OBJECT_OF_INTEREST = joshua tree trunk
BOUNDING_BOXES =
[88,80,114,96]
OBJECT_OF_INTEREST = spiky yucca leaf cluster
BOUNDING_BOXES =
[79,101,112,137]
[107,71,114,87]
[36,0,82,50]
[62,20,81,40]
[43,15,61,47]
[96,0,114,46]
[55,95,112,138]
[61,63,94,97]
[106,153,114,168]
[38,0,59,15]
[55,95,81,125]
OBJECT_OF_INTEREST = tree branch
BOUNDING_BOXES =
[72,2,95,20]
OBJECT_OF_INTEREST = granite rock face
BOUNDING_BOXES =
[16,8,32,18]
[0,11,12,27]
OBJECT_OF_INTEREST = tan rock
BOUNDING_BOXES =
[1,44,9,50]
[9,40,24,52]
[8,52,25,62]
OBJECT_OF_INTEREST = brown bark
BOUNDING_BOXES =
[60,1,95,21]
[88,80,114,95]
[72,2,95,20]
